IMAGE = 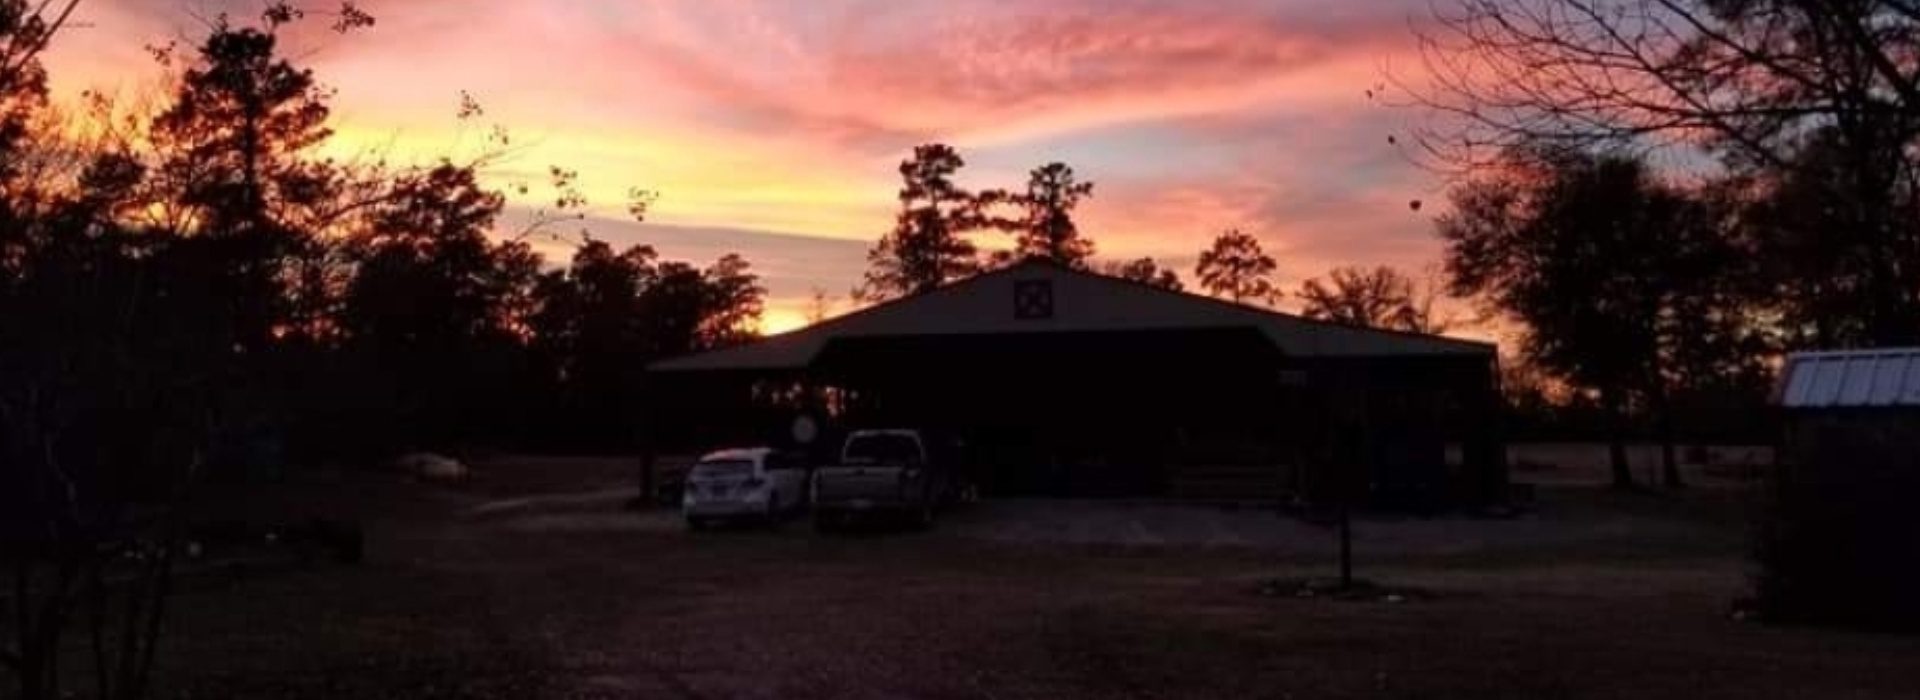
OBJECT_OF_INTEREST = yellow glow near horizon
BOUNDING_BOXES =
[317,119,894,241]
[759,305,812,336]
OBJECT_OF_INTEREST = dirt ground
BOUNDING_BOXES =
[129,456,1920,700]
[1504,442,1773,486]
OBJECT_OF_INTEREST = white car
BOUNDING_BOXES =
[681,448,810,528]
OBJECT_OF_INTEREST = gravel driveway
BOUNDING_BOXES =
[138,459,1917,699]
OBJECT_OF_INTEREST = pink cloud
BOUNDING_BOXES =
[827,7,1390,133]
[587,1,1419,151]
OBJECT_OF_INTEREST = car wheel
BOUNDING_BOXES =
[813,512,838,533]
[914,504,935,530]
[686,517,707,532]
[766,493,780,525]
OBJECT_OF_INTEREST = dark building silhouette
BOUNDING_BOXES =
[647,259,1505,508]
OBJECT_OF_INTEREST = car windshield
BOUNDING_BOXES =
[690,459,755,479]
[843,435,921,464]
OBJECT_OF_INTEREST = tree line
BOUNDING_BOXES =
[2,4,774,696]
[1393,0,1920,489]
[853,142,1459,337]
[2,2,768,469]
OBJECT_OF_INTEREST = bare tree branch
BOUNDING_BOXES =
[1405,0,1920,174]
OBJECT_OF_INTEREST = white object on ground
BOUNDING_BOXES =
[396,452,469,481]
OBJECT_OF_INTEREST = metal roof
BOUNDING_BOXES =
[1778,348,1920,408]
[698,447,774,462]
[651,259,1494,373]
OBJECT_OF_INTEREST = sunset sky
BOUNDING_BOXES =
[45,0,1453,335]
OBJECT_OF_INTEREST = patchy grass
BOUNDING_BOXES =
[116,459,1920,699]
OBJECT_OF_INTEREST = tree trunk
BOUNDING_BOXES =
[1655,386,1683,489]
[1659,443,1681,488]
[126,544,176,700]
[1603,387,1634,490]
[639,451,656,509]
[15,560,44,700]
[1338,499,1353,590]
